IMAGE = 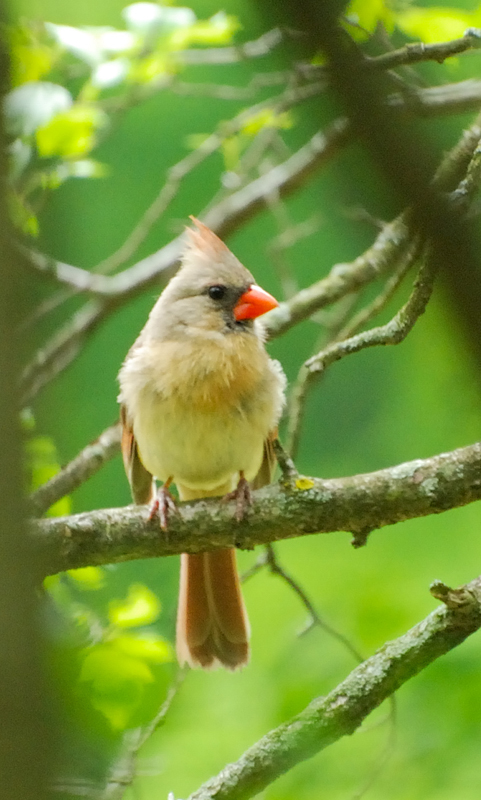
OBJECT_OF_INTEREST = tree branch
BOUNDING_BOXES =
[305,240,434,376]
[186,573,481,800]
[368,28,481,70]
[28,423,121,517]
[31,441,481,575]
[22,80,481,299]
[177,28,285,64]
[20,90,481,404]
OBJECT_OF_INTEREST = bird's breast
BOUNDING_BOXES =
[119,334,282,490]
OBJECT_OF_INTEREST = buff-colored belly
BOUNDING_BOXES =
[133,390,267,491]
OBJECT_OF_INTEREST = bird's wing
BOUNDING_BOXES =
[251,428,278,491]
[120,404,154,504]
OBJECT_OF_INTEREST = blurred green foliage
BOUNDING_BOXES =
[10,0,481,798]
[46,570,174,733]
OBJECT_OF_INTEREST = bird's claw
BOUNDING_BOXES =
[223,473,252,522]
[148,483,178,530]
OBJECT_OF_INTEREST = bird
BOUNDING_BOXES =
[118,217,286,670]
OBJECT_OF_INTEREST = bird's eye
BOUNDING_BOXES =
[208,285,226,301]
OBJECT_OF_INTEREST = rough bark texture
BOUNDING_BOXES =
[187,576,481,800]
[32,441,481,575]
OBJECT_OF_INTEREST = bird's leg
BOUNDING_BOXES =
[224,471,252,522]
[148,477,177,529]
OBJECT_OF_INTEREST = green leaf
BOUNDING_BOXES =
[11,42,53,86]
[241,108,294,137]
[79,643,155,729]
[67,567,105,590]
[25,433,71,515]
[4,81,72,137]
[128,51,172,83]
[108,584,161,628]
[221,135,241,171]
[395,6,473,43]
[80,644,155,687]
[10,24,55,86]
[36,105,108,158]
[111,632,174,664]
[170,11,240,48]
[345,0,395,39]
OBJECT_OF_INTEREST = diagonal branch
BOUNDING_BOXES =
[177,28,285,64]
[21,80,481,300]
[31,441,481,575]
[28,422,121,517]
[305,240,435,377]
[20,94,481,404]
[297,29,481,77]
[186,575,481,800]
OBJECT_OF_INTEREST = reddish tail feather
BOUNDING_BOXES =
[176,548,250,670]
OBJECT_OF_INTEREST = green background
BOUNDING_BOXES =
[13,0,481,797]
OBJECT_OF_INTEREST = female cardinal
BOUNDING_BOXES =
[118,218,285,669]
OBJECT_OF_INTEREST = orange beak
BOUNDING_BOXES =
[233,284,279,321]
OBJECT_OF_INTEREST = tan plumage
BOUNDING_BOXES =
[118,218,285,669]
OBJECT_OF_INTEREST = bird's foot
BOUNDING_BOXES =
[224,472,252,522]
[148,480,177,530]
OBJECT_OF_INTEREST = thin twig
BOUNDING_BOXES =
[336,245,419,341]
[28,423,122,517]
[177,28,285,65]
[100,668,186,800]
[286,131,481,453]
[187,573,481,800]
[20,94,481,405]
[21,79,481,299]
[264,543,364,662]
[285,238,419,455]
[93,79,326,278]
[305,244,436,376]
[367,27,481,70]
[20,120,350,404]
[298,29,481,77]
[20,300,106,405]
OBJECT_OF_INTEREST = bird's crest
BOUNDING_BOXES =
[184,216,231,263]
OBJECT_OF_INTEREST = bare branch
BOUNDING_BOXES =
[305,242,435,376]
[265,211,411,339]
[284,236,419,455]
[31,441,481,575]
[19,120,350,404]
[299,29,481,78]
[100,669,185,800]
[28,423,121,517]
[21,80,481,298]
[335,248,417,341]
[20,300,105,405]
[177,28,285,64]
[368,28,481,70]
[186,572,481,800]
[264,543,364,660]
[20,96,481,405]
[92,81,326,278]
